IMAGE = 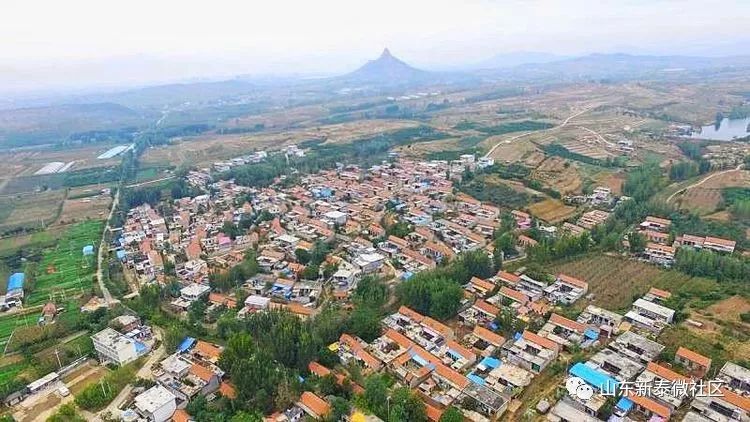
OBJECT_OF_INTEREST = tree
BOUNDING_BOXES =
[328,397,352,422]
[221,221,241,240]
[396,275,463,320]
[188,298,207,325]
[439,407,464,422]
[388,387,427,422]
[348,305,383,342]
[628,231,646,253]
[230,411,263,422]
[163,323,185,352]
[362,374,390,417]
[353,276,389,308]
[295,248,311,264]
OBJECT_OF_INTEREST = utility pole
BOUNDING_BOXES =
[54,348,62,369]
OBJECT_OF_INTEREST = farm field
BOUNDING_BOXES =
[548,254,719,312]
[527,199,577,224]
[0,190,65,233]
[0,144,123,181]
[57,194,112,226]
[0,310,38,351]
[669,169,750,214]
[531,157,583,194]
[142,119,423,167]
[25,220,103,306]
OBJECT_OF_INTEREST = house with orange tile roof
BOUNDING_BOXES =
[496,270,520,286]
[640,216,672,232]
[208,292,237,309]
[464,326,506,357]
[544,274,588,305]
[504,330,559,373]
[496,286,529,306]
[338,333,382,372]
[684,386,750,421]
[191,340,223,364]
[297,391,330,419]
[459,299,500,326]
[675,346,711,378]
[308,361,332,378]
[539,313,588,348]
[644,287,672,304]
[625,391,672,421]
[465,276,496,298]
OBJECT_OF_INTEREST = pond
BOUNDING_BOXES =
[690,117,750,141]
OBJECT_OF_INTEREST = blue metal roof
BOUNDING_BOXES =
[616,397,634,412]
[135,341,148,355]
[479,356,501,369]
[569,363,618,394]
[584,328,599,340]
[467,373,486,385]
[7,273,24,291]
[116,250,127,260]
[82,245,94,255]
[177,337,196,353]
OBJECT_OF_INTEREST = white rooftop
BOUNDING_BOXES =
[134,385,176,414]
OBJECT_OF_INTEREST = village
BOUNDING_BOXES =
[15,153,736,422]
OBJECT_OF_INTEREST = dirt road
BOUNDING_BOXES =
[96,188,119,305]
[483,105,595,158]
[666,163,744,203]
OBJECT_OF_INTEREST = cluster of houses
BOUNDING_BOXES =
[95,154,750,422]
[638,216,737,266]
[212,150,268,173]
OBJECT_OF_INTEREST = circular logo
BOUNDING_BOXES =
[566,376,594,400]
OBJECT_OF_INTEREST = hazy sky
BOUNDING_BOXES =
[2,0,750,92]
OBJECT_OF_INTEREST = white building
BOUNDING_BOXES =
[353,252,385,274]
[133,385,177,422]
[324,210,348,225]
[91,328,139,366]
[180,283,210,301]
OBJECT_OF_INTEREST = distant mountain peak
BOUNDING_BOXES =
[342,48,427,84]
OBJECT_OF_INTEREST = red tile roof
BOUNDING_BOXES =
[522,330,559,352]
[549,313,585,334]
[299,391,330,418]
[648,287,672,299]
[626,392,671,419]
[473,300,500,317]
[472,326,505,346]
[646,362,688,382]
[398,306,425,323]
[308,361,332,377]
[556,274,588,289]
[675,346,712,368]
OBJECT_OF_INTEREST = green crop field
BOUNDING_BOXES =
[25,221,104,306]
[0,310,38,351]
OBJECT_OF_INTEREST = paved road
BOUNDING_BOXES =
[483,106,595,159]
[666,163,744,203]
[96,188,119,305]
